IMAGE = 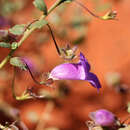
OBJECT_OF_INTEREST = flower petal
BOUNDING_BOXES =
[79,52,90,72]
[49,63,86,80]
[86,72,101,91]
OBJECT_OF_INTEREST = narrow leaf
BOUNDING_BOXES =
[33,0,47,15]
[0,42,11,48]
[9,24,25,35]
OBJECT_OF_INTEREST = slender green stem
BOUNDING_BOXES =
[12,67,17,99]
[74,0,117,20]
[0,50,14,69]
[12,67,32,100]
[0,0,63,69]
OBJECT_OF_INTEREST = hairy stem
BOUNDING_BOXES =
[0,0,63,69]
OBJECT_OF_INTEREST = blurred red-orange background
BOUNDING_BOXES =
[0,0,130,130]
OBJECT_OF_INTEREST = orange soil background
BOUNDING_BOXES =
[0,0,130,130]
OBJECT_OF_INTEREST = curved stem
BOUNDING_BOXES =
[25,63,43,85]
[12,67,32,100]
[74,0,100,19]
[47,24,61,55]
[11,67,17,99]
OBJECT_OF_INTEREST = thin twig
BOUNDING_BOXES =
[12,67,17,99]
[74,0,100,19]
[47,24,61,55]
[25,63,42,85]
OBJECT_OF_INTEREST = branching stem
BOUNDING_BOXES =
[0,0,64,69]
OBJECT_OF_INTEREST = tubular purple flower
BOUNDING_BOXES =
[49,52,101,91]
[89,109,116,126]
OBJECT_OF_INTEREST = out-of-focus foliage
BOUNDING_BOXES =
[9,24,26,36]
[0,0,26,16]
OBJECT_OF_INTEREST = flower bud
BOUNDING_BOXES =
[101,10,117,20]
[60,44,77,60]
[89,109,116,126]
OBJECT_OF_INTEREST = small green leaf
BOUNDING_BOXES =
[10,57,27,70]
[9,24,25,35]
[0,42,11,48]
[11,42,18,50]
[29,19,48,29]
[33,0,47,15]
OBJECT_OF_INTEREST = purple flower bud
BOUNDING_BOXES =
[20,57,35,72]
[49,52,101,91]
[89,109,116,126]
[0,16,10,27]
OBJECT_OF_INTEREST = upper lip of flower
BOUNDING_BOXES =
[49,52,101,91]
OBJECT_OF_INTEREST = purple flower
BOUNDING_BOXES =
[49,52,101,91]
[89,109,116,126]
